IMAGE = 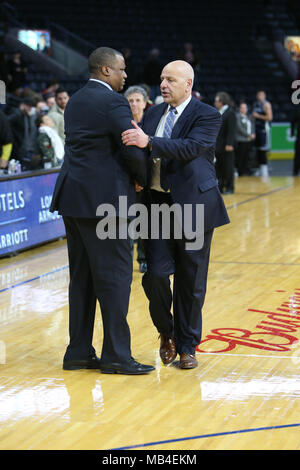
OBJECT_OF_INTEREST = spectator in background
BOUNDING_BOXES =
[44,92,56,109]
[124,85,148,273]
[252,90,273,177]
[48,87,69,144]
[142,48,163,101]
[0,51,11,86]
[178,43,201,89]
[124,85,147,124]
[178,42,201,70]
[154,95,164,105]
[42,79,59,98]
[7,51,27,93]
[35,100,49,116]
[235,102,255,176]
[37,33,50,55]
[121,48,136,90]
[192,90,203,102]
[0,108,13,170]
[290,104,300,176]
[138,83,154,110]
[8,97,39,170]
[35,114,64,168]
[214,91,237,194]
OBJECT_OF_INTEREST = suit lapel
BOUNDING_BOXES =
[171,97,197,139]
[145,103,168,135]
[145,98,197,137]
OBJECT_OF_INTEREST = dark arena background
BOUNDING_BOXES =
[0,0,300,455]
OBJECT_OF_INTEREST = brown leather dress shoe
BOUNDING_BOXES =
[179,353,198,369]
[159,335,177,365]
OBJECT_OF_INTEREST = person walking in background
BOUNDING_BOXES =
[235,102,255,176]
[252,90,273,177]
[214,91,237,194]
[50,47,154,376]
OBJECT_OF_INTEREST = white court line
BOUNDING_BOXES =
[197,352,300,360]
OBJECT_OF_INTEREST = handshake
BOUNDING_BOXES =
[122,120,149,149]
[122,121,150,192]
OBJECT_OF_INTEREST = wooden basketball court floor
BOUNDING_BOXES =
[0,176,300,451]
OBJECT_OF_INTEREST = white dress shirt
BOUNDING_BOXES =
[89,78,113,91]
[151,94,192,192]
[219,104,228,115]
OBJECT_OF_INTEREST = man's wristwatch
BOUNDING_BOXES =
[148,136,154,151]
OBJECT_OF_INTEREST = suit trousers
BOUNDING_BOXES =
[215,150,235,193]
[63,216,133,364]
[142,190,214,355]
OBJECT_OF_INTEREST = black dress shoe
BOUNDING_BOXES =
[100,357,155,375]
[63,356,101,370]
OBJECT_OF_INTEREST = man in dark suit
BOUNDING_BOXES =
[7,97,39,169]
[214,92,237,194]
[290,104,300,176]
[50,47,154,375]
[122,60,229,369]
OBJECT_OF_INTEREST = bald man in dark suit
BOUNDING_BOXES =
[122,60,229,369]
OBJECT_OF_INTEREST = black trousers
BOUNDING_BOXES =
[257,149,267,165]
[235,141,252,176]
[142,190,214,355]
[215,150,235,193]
[63,216,133,364]
[293,138,300,176]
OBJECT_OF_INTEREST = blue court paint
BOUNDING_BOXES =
[111,422,300,450]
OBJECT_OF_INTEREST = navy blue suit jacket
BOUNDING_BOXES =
[50,80,147,217]
[142,97,230,232]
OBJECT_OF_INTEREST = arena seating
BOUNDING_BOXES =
[2,0,299,120]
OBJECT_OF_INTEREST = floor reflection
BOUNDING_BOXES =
[201,375,300,400]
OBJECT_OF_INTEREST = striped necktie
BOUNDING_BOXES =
[163,106,177,138]
[160,106,177,191]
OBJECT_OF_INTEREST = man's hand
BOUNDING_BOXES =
[135,181,144,192]
[122,120,149,148]
[225,145,234,152]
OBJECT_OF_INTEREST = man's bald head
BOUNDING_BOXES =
[163,60,194,82]
[160,60,194,107]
